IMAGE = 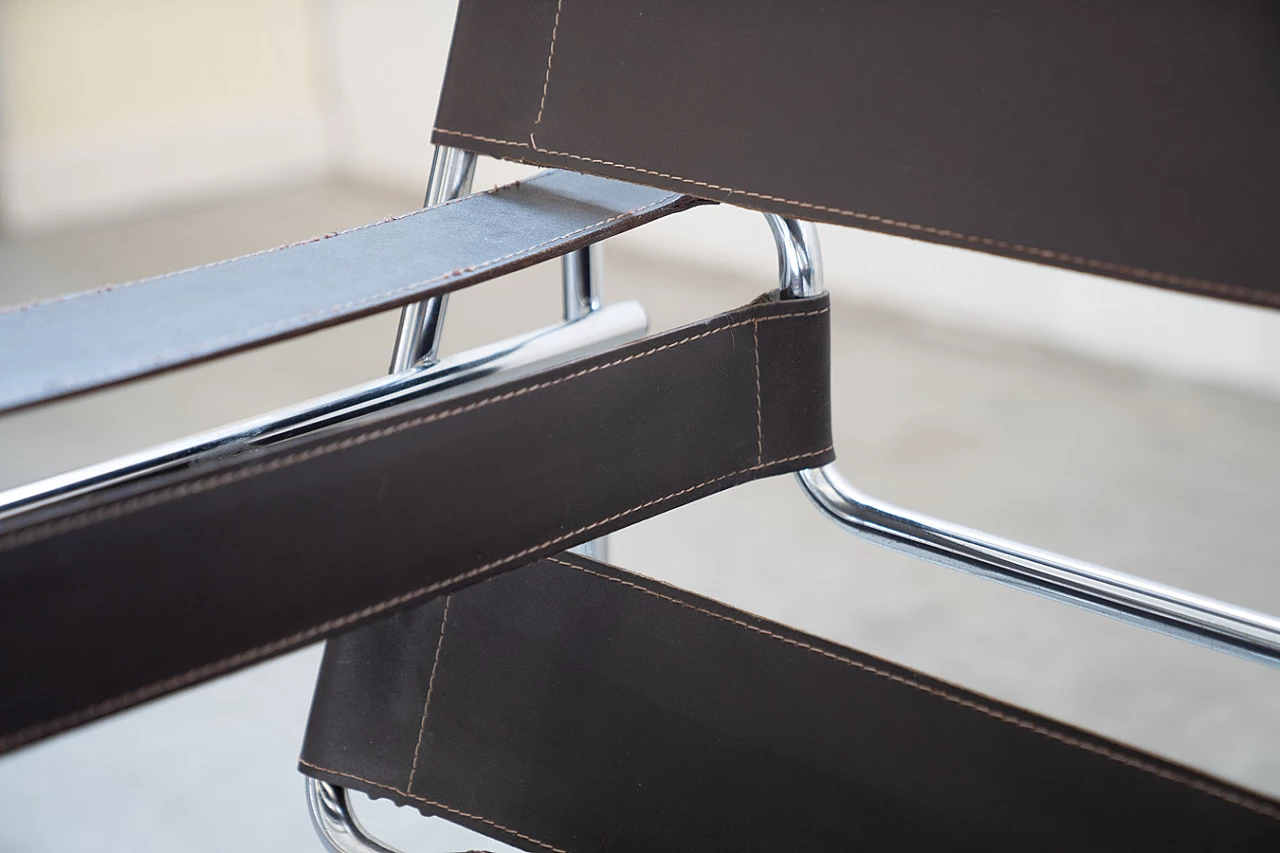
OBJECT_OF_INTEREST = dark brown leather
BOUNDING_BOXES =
[434,0,1280,310]
[300,553,1280,852]
[0,170,700,413]
[0,293,832,754]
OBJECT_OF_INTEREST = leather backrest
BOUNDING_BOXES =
[434,0,1280,310]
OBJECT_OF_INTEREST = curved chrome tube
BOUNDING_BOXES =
[0,302,647,522]
[307,779,402,853]
[765,214,823,298]
[769,214,1280,668]
[797,465,1280,666]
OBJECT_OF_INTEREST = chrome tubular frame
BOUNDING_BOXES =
[389,146,478,372]
[308,149,612,852]
[307,779,403,853]
[764,212,1280,668]
[0,302,647,522]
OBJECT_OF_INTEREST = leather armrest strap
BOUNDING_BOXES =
[0,293,831,752]
[0,170,699,413]
[299,552,1280,852]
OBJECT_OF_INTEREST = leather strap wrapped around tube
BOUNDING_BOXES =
[0,293,832,753]
[0,170,701,414]
[299,553,1280,852]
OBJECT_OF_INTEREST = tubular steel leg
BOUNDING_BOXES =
[389,146,478,372]
[563,243,610,563]
[764,213,1280,668]
[562,244,603,321]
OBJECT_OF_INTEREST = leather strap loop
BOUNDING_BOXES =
[0,293,831,752]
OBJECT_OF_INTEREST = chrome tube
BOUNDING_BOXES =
[388,146,478,372]
[797,465,1280,666]
[770,214,1280,668]
[765,214,823,298]
[562,244,603,321]
[307,779,402,853]
[563,243,609,562]
[0,302,648,523]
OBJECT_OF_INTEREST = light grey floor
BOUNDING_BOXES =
[1,182,1278,851]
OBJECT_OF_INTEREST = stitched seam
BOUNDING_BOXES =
[297,759,571,853]
[7,192,683,399]
[0,306,827,553]
[0,176,545,317]
[531,0,564,141]
[752,320,763,465]
[432,127,1280,308]
[0,443,829,753]
[546,557,1280,821]
[407,595,451,794]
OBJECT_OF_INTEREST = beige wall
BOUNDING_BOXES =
[4,0,320,138]
[0,0,329,227]
[320,0,458,189]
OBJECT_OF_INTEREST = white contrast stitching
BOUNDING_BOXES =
[531,0,564,141]
[752,320,763,465]
[0,306,828,553]
[0,447,830,754]
[407,595,451,794]
[0,176,541,317]
[0,302,830,752]
[431,126,1280,308]
[3,188,683,400]
[546,556,1280,822]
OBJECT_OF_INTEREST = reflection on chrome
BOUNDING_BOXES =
[771,210,1280,668]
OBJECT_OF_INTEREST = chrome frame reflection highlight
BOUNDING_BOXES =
[307,779,403,853]
[768,213,1280,668]
[0,302,647,523]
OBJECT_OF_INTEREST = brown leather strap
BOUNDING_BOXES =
[434,0,1280,310]
[300,553,1280,852]
[0,293,832,753]
[0,170,700,413]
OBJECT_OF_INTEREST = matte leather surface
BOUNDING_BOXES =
[435,0,1280,310]
[301,554,1280,852]
[0,294,831,753]
[0,170,698,413]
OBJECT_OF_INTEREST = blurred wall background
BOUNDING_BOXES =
[2,0,1279,396]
